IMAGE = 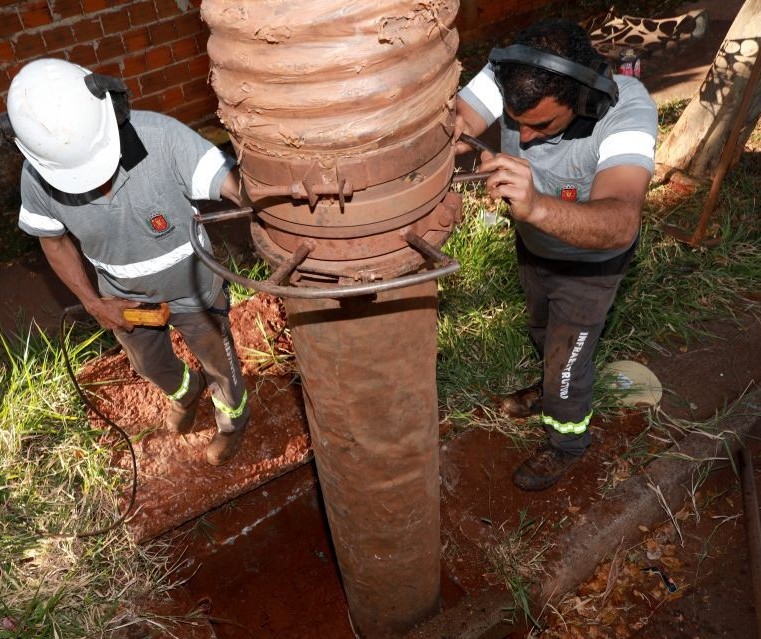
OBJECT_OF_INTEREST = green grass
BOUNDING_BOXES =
[437,185,536,413]
[0,325,181,638]
[483,510,550,628]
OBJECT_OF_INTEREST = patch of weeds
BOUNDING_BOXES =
[657,97,690,133]
[437,186,537,416]
[484,510,550,628]
[472,407,544,450]
[596,388,761,498]
[242,315,295,376]
[213,241,271,305]
[189,514,217,544]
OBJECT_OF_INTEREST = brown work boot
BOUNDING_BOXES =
[206,419,249,466]
[165,374,207,434]
[512,443,583,491]
[499,382,543,418]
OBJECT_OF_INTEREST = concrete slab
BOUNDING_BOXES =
[642,0,746,104]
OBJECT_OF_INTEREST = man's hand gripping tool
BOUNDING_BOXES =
[122,302,170,327]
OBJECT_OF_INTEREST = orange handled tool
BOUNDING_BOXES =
[122,302,170,327]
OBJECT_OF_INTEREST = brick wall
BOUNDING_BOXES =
[0,0,218,128]
[456,0,560,45]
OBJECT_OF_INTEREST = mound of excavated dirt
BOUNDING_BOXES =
[76,294,311,542]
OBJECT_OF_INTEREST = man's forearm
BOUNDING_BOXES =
[527,194,641,250]
[40,235,137,330]
[39,235,101,311]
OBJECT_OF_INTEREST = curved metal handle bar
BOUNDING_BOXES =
[459,133,498,156]
[453,134,498,185]
[190,215,459,299]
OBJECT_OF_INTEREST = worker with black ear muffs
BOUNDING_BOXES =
[5,58,250,466]
[455,19,657,490]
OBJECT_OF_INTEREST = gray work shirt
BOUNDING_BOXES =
[459,65,658,262]
[18,110,236,312]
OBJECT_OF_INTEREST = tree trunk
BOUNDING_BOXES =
[655,0,761,180]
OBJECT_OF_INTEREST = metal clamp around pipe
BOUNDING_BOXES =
[190,210,459,299]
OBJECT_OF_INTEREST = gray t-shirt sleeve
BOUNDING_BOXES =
[150,113,236,202]
[594,76,657,174]
[18,164,66,238]
[458,64,503,128]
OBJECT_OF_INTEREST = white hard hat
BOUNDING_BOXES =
[7,58,120,194]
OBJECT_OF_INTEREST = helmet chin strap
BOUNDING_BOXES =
[84,73,131,126]
[0,112,17,146]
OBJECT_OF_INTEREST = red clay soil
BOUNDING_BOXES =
[76,294,312,543]
[72,287,761,638]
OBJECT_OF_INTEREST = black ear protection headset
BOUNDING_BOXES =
[488,44,619,120]
[0,72,130,146]
[84,73,131,125]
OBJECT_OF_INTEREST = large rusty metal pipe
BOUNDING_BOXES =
[285,281,441,635]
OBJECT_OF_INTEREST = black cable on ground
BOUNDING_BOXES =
[58,305,138,538]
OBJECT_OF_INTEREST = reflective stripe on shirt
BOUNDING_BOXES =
[192,147,229,200]
[462,66,504,121]
[19,205,65,234]
[598,130,656,165]
[85,231,207,279]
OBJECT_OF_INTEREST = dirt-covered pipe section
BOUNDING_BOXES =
[203,0,459,155]
[285,281,441,636]
[203,0,462,280]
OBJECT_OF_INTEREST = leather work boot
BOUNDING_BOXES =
[499,382,543,418]
[512,443,583,491]
[165,375,207,435]
[206,419,249,466]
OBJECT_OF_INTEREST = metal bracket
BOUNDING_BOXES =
[244,179,354,212]
[190,208,459,299]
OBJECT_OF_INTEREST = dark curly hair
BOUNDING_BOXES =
[492,19,602,115]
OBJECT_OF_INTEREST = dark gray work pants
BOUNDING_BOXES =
[516,235,635,455]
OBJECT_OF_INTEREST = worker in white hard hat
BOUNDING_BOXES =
[4,58,251,466]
